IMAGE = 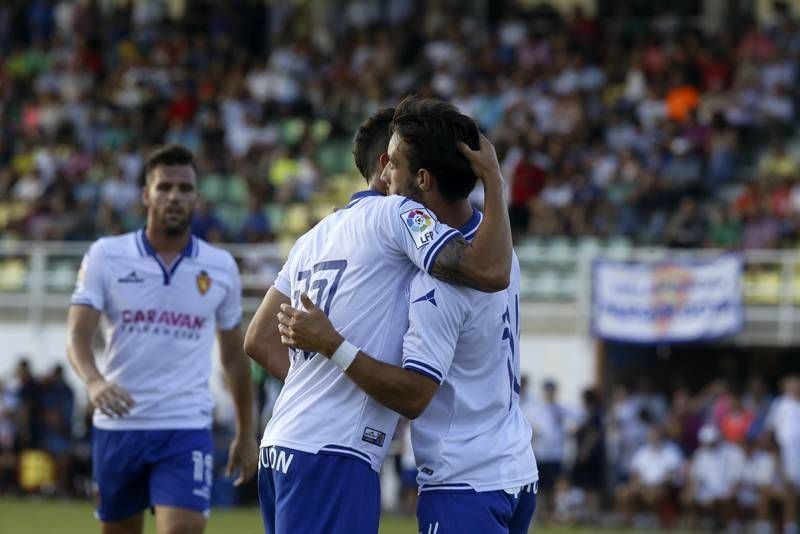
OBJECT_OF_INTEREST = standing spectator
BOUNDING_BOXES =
[528,379,570,521]
[40,365,74,495]
[570,388,605,522]
[8,358,41,449]
[720,394,755,444]
[766,375,800,534]
[743,376,774,437]
[0,378,17,494]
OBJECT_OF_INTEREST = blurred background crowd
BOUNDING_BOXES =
[2,356,799,532]
[4,1,800,251]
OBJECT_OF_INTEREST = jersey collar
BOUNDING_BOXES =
[344,189,384,209]
[137,229,197,285]
[458,208,483,242]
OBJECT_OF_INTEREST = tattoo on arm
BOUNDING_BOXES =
[430,236,474,286]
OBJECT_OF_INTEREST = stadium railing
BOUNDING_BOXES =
[1,240,799,344]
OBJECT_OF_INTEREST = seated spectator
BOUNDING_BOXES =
[738,433,783,534]
[683,425,745,532]
[615,427,684,527]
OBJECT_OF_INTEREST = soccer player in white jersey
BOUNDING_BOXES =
[67,145,258,534]
[278,98,538,534]
[244,100,514,534]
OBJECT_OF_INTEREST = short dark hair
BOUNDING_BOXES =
[143,145,197,184]
[353,107,395,183]
[391,96,480,201]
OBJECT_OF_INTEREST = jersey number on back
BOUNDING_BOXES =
[293,259,347,362]
[502,293,521,410]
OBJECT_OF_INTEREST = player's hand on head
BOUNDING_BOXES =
[277,293,343,357]
[87,378,134,418]
[226,434,259,486]
[457,132,502,184]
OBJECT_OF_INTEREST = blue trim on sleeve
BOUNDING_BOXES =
[423,229,459,273]
[403,359,443,384]
[404,365,443,385]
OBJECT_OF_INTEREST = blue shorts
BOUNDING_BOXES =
[258,446,380,534]
[417,482,537,534]
[92,428,213,522]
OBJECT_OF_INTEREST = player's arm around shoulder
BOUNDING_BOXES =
[277,294,439,420]
[244,286,291,380]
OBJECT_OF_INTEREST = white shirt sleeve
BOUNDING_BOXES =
[216,253,243,330]
[71,240,106,310]
[379,196,461,274]
[401,274,465,384]
[273,238,303,297]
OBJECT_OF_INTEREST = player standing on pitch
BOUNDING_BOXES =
[278,98,538,534]
[67,145,258,534]
[245,99,514,534]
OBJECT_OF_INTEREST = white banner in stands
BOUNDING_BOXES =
[592,255,744,343]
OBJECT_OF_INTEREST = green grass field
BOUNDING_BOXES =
[0,497,646,533]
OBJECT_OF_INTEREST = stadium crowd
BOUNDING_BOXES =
[3,1,800,250]
[2,355,799,532]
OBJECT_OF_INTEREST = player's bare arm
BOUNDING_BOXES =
[430,134,512,291]
[66,304,134,418]
[217,326,259,486]
[277,295,438,419]
[244,286,291,381]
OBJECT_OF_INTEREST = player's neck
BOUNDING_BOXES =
[145,225,191,265]
[427,198,473,231]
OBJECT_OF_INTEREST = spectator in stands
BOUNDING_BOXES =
[738,433,782,534]
[683,424,745,531]
[609,383,650,484]
[616,426,684,528]
[767,375,800,534]
[743,375,774,437]
[8,358,41,449]
[39,365,74,496]
[720,393,756,444]
[664,387,704,456]
[0,378,18,494]
[528,379,570,521]
[570,388,605,522]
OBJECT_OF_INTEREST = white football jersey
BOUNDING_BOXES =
[71,230,242,430]
[261,191,462,472]
[403,212,538,492]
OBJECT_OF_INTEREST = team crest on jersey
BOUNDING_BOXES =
[196,270,211,295]
[401,208,436,248]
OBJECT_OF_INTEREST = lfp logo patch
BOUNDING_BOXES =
[196,270,212,295]
[401,208,436,248]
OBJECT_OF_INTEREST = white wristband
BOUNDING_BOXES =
[330,340,359,371]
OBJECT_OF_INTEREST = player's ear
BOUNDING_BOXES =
[378,152,389,170]
[417,168,433,192]
[141,182,151,208]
